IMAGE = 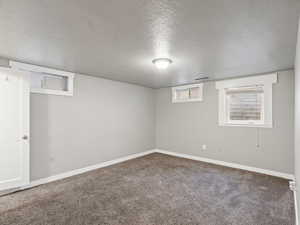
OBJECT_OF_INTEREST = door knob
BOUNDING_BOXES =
[22,135,29,140]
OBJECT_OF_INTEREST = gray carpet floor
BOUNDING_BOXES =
[0,153,295,225]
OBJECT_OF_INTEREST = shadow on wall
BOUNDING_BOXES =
[30,94,52,181]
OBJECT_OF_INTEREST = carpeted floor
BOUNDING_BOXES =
[0,153,295,225]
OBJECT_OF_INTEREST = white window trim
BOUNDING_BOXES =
[9,61,75,96]
[216,73,277,128]
[172,83,203,103]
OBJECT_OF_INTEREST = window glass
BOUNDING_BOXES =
[190,87,201,99]
[226,86,263,122]
[176,88,190,100]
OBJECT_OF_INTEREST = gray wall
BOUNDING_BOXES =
[30,74,155,181]
[0,55,295,181]
[0,58,9,67]
[156,70,294,174]
[294,18,300,221]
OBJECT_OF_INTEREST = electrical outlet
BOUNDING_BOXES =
[202,144,207,150]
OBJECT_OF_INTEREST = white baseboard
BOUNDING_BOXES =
[20,150,155,190]
[2,148,297,222]
[154,149,295,180]
[2,148,295,196]
[293,183,299,225]
[294,190,299,225]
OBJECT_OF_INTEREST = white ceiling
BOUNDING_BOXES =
[0,0,299,88]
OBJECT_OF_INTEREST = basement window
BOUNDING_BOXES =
[172,83,203,103]
[216,73,277,128]
[226,86,264,125]
[9,61,75,96]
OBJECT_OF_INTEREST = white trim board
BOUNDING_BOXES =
[1,149,294,196]
[294,189,299,225]
[0,150,154,195]
[215,73,277,89]
[23,150,155,190]
[1,149,296,222]
[155,149,294,180]
[292,180,299,225]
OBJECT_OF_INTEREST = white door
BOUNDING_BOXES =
[0,68,30,191]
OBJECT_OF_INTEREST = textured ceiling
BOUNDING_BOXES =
[0,0,299,88]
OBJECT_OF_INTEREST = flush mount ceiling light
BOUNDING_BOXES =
[152,58,172,70]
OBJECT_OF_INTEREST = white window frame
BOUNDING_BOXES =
[9,61,75,96]
[172,83,203,103]
[216,73,277,128]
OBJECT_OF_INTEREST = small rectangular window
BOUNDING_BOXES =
[9,61,74,96]
[172,83,203,103]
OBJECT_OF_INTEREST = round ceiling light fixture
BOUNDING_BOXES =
[152,58,172,70]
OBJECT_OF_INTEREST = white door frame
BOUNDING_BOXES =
[0,67,30,191]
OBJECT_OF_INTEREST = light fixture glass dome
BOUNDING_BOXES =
[152,58,172,69]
